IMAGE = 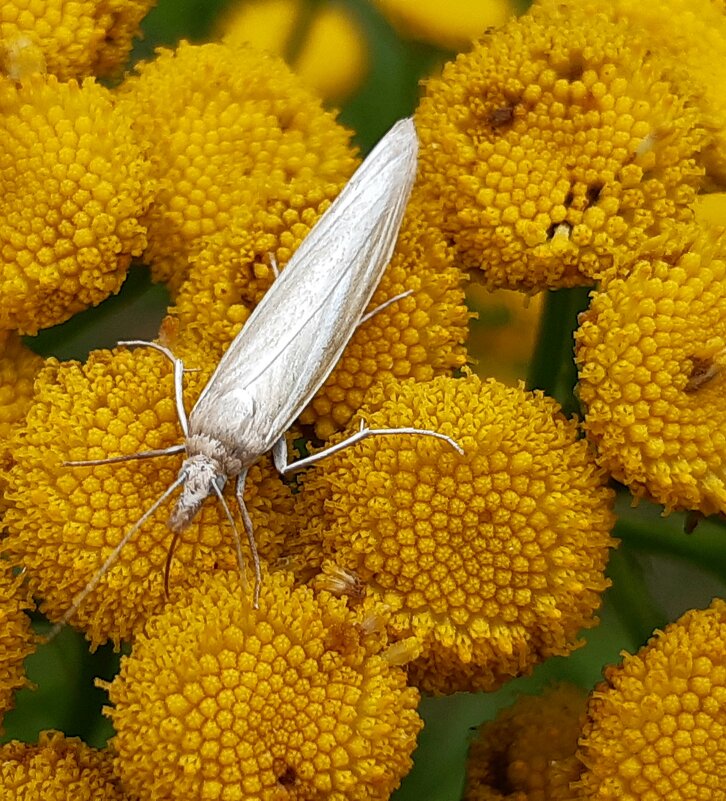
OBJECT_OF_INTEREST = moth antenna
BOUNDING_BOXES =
[358,289,413,326]
[64,443,185,467]
[235,469,262,609]
[163,526,184,598]
[45,474,187,643]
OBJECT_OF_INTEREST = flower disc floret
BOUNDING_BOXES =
[296,372,616,693]
[576,224,726,514]
[105,570,422,801]
[0,562,34,733]
[415,6,706,291]
[117,40,356,292]
[0,74,153,334]
[0,731,127,799]
[2,345,296,646]
[576,599,726,799]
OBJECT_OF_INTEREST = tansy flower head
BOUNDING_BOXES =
[575,598,726,799]
[0,730,127,799]
[415,5,706,291]
[219,0,368,104]
[2,345,296,647]
[0,0,155,80]
[464,684,587,801]
[295,372,616,694]
[575,223,726,515]
[171,193,470,440]
[0,562,35,733]
[117,40,356,292]
[0,73,153,334]
[104,569,422,801]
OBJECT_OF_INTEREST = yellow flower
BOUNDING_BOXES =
[415,5,706,291]
[575,224,726,515]
[695,192,726,228]
[0,0,155,80]
[576,598,726,799]
[117,40,356,292]
[0,730,127,799]
[219,0,368,104]
[464,684,587,801]
[374,0,515,50]
[0,74,153,334]
[0,562,34,733]
[295,372,616,694]
[533,0,726,185]
[2,345,297,647]
[104,569,422,801]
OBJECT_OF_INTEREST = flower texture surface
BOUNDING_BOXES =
[0,74,153,334]
[576,598,726,799]
[415,4,706,291]
[295,373,616,693]
[0,563,34,733]
[2,346,296,647]
[105,570,422,801]
[117,40,356,292]
[576,224,726,514]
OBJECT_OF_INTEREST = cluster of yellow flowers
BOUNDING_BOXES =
[0,0,724,798]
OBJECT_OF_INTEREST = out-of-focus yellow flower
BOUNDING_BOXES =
[415,5,706,291]
[695,192,726,228]
[576,598,726,799]
[104,569,422,801]
[0,74,153,334]
[467,286,542,385]
[534,0,726,186]
[374,0,515,50]
[220,0,368,104]
[117,40,356,293]
[0,0,155,80]
[0,563,34,733]
[171,193,470,440]
[0,730,127,799]
[464,684,587,801]
[2,345,296,647]
[295,372,615,694]
[576,224,726,515]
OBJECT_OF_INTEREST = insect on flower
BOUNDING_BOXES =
[56,118,463,634]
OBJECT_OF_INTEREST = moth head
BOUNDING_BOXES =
[168,454,226,532]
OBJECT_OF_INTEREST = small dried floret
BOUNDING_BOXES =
[0,0,155,80]
[105,569,422,801]
[117,40,356,292]
[2,346,296,647]
[464,684,587,801]
[0,730,127,799]
[295,372,615,693]
[415,5,706,291]
[0,74,153,334]
[0,562,34,733]
[576,224,726,514]
[220,0,368,103]
[576,598,726,798]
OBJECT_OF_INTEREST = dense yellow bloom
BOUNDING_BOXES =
[533,0,726,185]
[117,40,356,292]
[2,345,296,647]
[464,684,587,801]
[374,0,515,50]
[695,192,726,228]
[105,569,422,801]
[295,372,615,694]
[0,563,34,734]
[0,74,153,334]
[576,224,726,515]
[0,730,127,799]
[0,331,42,440]
[171,194,470,440]
[220,0,368,104]
[415,6,706,291]
[0,0,154,80]
[576,598,726,799]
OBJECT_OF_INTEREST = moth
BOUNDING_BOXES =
[57,118,462,633]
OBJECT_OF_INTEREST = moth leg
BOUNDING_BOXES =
[281,420,464,474]
[235,469,262,609]
[271,435,289,473]
[267,252,280,280]
[358,289,413,326]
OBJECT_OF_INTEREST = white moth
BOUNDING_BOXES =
[57,117,462,633]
